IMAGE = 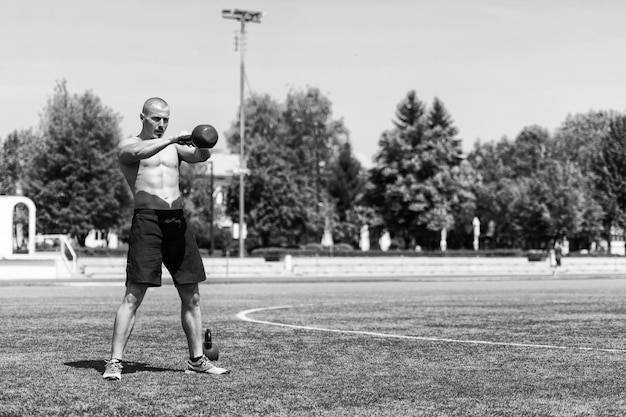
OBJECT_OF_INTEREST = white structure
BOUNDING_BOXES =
[0,196,76,279]
[85,229,119,249]
[561,236,569,256]
[359,225,370,252]
[0,196,36,257]
[379,230,391,252]
[472,217,481,251]
[610,225,625,256]
[440,228,447,252]
[321,228,334,248]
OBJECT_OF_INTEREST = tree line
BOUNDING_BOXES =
[1,80,626,253]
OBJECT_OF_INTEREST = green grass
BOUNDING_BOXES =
[1,278,626,416]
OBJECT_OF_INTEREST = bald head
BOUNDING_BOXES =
[139,97,170,139]
[142,97,168,114]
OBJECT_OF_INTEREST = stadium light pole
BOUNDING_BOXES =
[222,9,262,258]
[208,160,214,256]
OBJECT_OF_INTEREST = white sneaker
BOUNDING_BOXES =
[103,359,123,381]
[185,355,230,375]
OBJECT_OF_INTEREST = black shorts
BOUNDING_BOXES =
[126,209,206,287]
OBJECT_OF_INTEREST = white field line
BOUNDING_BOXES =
[236,306,626,354]
[59,282,124,287]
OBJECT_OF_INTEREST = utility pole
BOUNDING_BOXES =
[209,161,214,256]
[312,122,320,215]
[222,9,262,258]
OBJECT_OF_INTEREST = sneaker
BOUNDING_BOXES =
[185,355,230,375]
[103,359,123,381]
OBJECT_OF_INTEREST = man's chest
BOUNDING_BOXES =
[141,146,180,169]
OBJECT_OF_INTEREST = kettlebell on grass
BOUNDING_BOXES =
[203,329,219,361]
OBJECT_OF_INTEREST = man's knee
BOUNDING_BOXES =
[121,283,148,310]
[179,284,201,309]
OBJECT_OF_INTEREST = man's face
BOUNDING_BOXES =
[141,104,170,138]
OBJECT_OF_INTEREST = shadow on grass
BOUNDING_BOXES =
[65,360,177,374]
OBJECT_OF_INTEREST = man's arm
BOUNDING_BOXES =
[118,136,184,164]
[177,144,211,164]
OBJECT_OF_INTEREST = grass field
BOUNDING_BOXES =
[1,276,626,416]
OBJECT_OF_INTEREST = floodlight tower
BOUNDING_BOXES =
[222,8,262,258]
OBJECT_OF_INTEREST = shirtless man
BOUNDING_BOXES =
[103,97,228,380]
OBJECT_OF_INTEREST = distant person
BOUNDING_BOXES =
[551,240,563,276]
[103,97,229,381]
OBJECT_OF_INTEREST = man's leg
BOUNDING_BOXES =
[110,282,149,360]
[179,283,230,374]
[177,283,203,358]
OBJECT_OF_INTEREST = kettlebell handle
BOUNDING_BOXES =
[204,329,212,347]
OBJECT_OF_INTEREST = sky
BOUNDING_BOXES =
[2,0,626,165]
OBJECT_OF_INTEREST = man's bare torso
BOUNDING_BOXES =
[120,139,183,210]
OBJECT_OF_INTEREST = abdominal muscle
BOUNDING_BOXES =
[126,148,183,210]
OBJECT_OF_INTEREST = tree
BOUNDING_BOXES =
[284,86,347,201]
[327,141,366,221]
[594,115,626,237]
[226,139,314,248]
[439,161,481,248]
[224,87,350,249]
[470,128,557,248]
[284,87,365,247]
[467,139,515,246]
[179,161,213,249]
[507,125,550,178]
[224,92,316,249]
[547,111,620,249]
[552,111,613,173]
[427,97,458,137]
[366,91,467,249]
[0,129,38,195]
[469,123,605,250]
[24,80,131,246]
[540,160,603,242]
[226,93,283,153]
[326,141,369,246]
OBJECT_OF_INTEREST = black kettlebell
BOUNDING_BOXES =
[203,329,219,361]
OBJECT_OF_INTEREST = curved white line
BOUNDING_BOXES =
[237,305,626,354]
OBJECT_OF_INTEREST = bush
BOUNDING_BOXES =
[250,247,528,258]
[302,243,323,252]
[334,243,354,251]
[526,249,547,262]
[74,245,128,257]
